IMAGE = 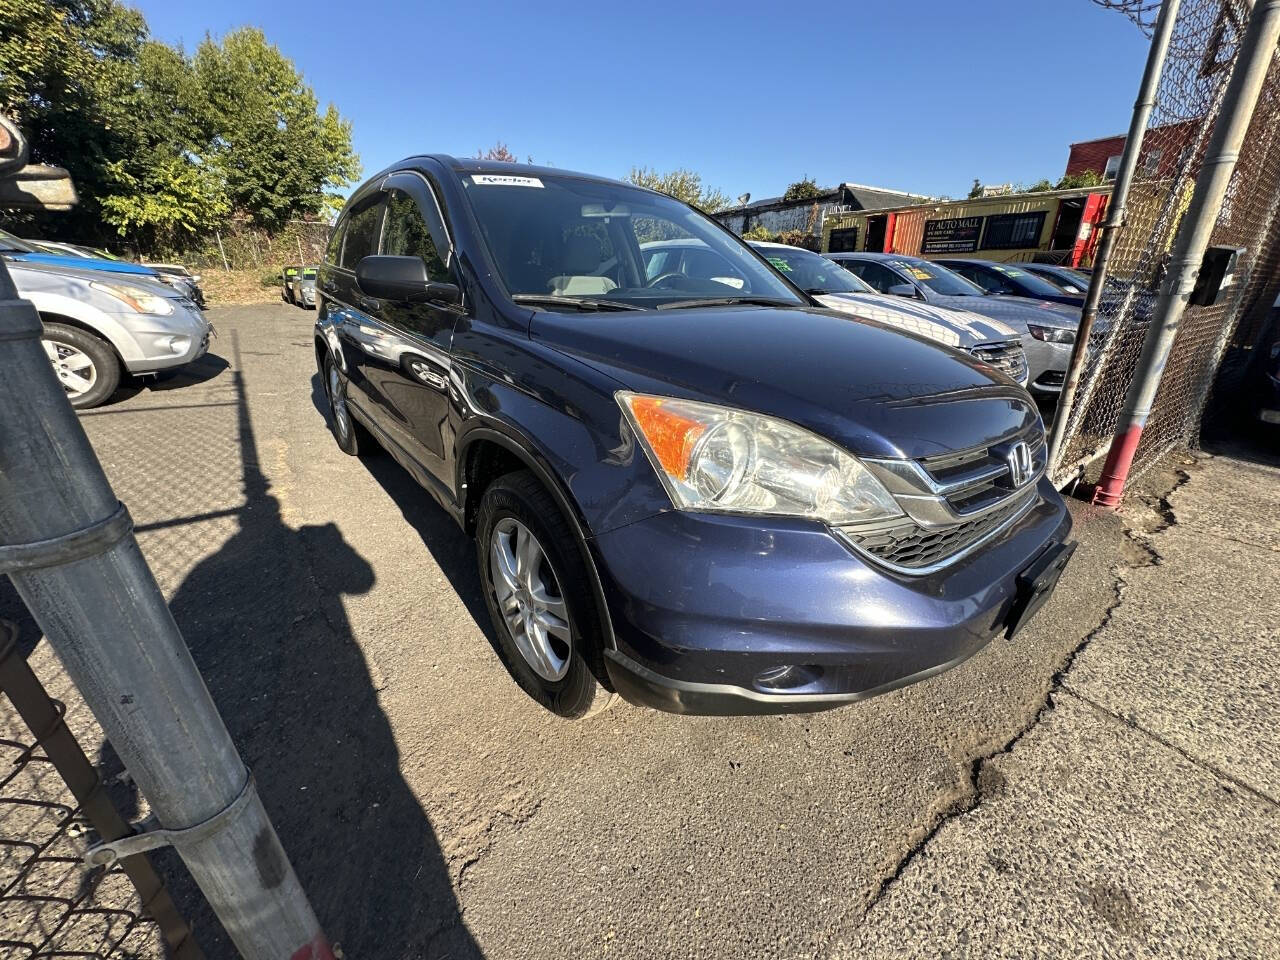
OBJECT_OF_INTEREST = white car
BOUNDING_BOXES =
[7,258,212,408]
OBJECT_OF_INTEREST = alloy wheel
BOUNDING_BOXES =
[327,362,349,440]
[42,338,98,399]
[489,517,572,681]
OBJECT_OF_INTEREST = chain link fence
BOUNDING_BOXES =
[1051,0,1280,484]
[1,622,199,959]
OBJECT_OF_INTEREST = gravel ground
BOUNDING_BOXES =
[2,303,1275,959]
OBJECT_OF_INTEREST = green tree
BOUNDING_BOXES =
[0,5,360,251]
[783,176,821,201]
[94,40,230,250]
[967,178,983,199]
[1026,178,1055,192]
[193,28,360,229]
[625,166,730,212]
[1056,169,1103,189]
[0,0,147,238]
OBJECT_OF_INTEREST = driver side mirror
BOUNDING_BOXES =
[356,255,461,305]
[887,283,918,299]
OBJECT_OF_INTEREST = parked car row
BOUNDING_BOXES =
[824,253,1081,394]
[282,264,318,308]
[311,155,1075,720]
[13,232,206,306]
[0,228,211,408]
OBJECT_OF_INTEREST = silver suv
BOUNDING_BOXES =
[8,258,212,408]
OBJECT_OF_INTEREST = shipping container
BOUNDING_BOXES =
[822,185,1113,267]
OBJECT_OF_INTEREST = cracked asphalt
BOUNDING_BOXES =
[3,303,1277,959]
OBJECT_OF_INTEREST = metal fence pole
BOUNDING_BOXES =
[1093,0,1280,507]
[0,619,203,959]
[0,263,332,959]
[1047,0,1182,478]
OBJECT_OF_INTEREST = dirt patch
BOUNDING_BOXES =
[201,268,280,306]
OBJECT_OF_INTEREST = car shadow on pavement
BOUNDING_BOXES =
[106,352,232,406]
[155,339,483,959]
[306,373,502,658]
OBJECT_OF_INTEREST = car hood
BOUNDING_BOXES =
[6,257,182,298]
[930,294,1080,330]
[9,251,157,277]
[813,292,1020,349]
[532,305,1038,460]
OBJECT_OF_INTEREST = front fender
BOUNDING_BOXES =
[17,289,143,364]
[452,345,671,538]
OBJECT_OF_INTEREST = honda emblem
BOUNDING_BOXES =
[1007,441,1033,488]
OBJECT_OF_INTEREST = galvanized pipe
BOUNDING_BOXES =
[1094,0,1280,506]
[0,271,331,959]
[1047,0,1182,480]
[0,619,203,959]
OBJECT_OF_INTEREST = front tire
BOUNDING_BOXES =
[323,354,371,456]
[476,470,617,719]
[41,322,121,410]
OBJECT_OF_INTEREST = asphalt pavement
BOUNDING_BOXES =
[2,303,1276,959]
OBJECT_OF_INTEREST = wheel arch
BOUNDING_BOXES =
[38,311,126,365]
[459,426,617,652]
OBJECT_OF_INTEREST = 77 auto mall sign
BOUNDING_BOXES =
[921,216,983,254]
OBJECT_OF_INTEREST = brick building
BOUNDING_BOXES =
[1064,120,1200,180]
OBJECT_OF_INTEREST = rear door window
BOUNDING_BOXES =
[340,198,384,269]
[325,221,346,265]
[853,261,905,293]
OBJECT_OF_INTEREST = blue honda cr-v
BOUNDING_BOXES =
[314,156,1075,718]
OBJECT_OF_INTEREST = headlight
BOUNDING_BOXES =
[1027,323,1075,344]
[90,280,174,315]
[618,393,902,525]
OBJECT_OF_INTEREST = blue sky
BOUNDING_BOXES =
[132,0,1151,201]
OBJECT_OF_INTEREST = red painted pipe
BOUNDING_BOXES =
[1092,423,1143,508]
[291,935,337,960]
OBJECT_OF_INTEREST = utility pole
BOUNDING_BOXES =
[1093,0,1280,507]
[1047,0,1181,477]
[0,114,331,957]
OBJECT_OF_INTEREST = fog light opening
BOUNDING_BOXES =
[753,664,823,692]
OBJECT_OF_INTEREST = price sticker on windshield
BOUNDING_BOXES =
[472,174,544,188]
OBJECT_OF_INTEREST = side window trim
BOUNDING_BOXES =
[382,171,453,270]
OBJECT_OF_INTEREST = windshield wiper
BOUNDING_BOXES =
[512,294,644,312]
[655,296,795,310]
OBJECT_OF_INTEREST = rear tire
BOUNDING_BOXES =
[41,322,120,410]
[475,470,618,719]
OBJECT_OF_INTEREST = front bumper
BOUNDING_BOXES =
[592,476,1072,715]
[1024,339,1072,393]
[120,302,212,373]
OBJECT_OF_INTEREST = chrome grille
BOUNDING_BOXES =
[970,341,1028,385]
[850,422,1047,573]
[838,493,1035,571]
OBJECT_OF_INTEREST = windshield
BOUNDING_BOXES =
[461,172,804,310]
[890,258,986,296]
[750,245,873,294]
[0,228,36,253]
[988,263,1076,298]
[1036,266,1089,292]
